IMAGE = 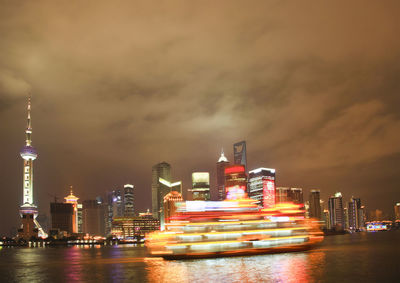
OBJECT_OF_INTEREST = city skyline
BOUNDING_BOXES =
[1,1,400,236]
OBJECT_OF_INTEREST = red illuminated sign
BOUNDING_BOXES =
[225,165,245,175]
[263,178,275,208]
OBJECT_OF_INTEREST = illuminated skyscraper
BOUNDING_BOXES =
[328,192,345,230]
[323,209,331,229]
[248,168,276,208]
[309,190,321,219]
[276,187,303,205]
[124,184,134,217]
[152,162,172,219]
[224,165,247,200]
[112,189,124,218]
[233,141,247,170]
[216,149,229,200]
[395,203,400,221]
[190,172,210,201]
[288,188,303,204]
[163,191,183,224]
[64,187,79,233]
[17,96,46,239]
[158,177,182,227]
[348,197,362,231]
[276,187,290,203]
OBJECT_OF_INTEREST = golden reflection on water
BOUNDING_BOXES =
[2,232,398,282]
[145,250,326,283]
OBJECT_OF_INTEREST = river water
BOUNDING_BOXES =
[0,231,399,282]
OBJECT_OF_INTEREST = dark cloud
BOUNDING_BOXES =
[1,0,400,235]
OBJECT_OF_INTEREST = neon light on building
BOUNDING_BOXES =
[64,187,79,233]
[224,165,247,200]
[249,168,276,208]
[225,165,245,174]
[263,179,275,208]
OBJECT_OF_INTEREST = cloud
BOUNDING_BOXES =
[279,100,400,170]
[1,0,400,235]
[0,69,31,97]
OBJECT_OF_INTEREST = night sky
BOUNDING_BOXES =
[1,1,400,236]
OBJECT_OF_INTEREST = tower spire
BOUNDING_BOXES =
[218,148,228,163]
[25,94,32,146]
[19,94,46,239]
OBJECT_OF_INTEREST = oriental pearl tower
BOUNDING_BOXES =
[18,96,46,239]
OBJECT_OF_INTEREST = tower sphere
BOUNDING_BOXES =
[20,145,38,160]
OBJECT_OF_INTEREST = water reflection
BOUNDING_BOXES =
[145,251,326,283]
[64,247,84,282]
[1,232,398,282]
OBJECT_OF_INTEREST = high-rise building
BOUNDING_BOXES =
[276,187,290,203]
[344,207,349,230]
[18,96,46,239]
[395,203,400,221]
[64,187,79,233]
[276,187,303,205]
[152,162,172,219]
[309,190,321,219]
[77,203,83,233]
[190,172,210,201]
[157,177,182,224]
[224,165,247,200]
[288,188,303,204]
[248,168,276,208]
[50,202,74,234]
[163,191,183,224]
[233,141,247,170]
[111,189,124,218]
[359,205,366,229]
[82,200,107,237]
[124,184,134,217]
[323,209,331,229]
[111,216,160,239]
[328,192,345,230]
[105,192,113,236]
[348,197,362,231]
[216,149,229,201]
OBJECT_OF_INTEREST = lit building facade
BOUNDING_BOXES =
[248,168,276,208]
[18,96,46,239]
[276,187,290,203]
[224,165,247,200]
[216,149,229,201]
[158,177,182,226]
[190,172,210,201]
[124,184,134,217]
[289,188,303,204]
[323,209,331,229]
[163,191,183,224]
[348,197,362,231]
[111,216,160,239]
[112,189,124,218]
[309,190,321,219]
[328,192,345,230]
[77,203,83,233]
[276,187,303,205]
[152,162,172,219]
[395,203,400,221]
[64,187,79,233]
[233,141,247,170]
